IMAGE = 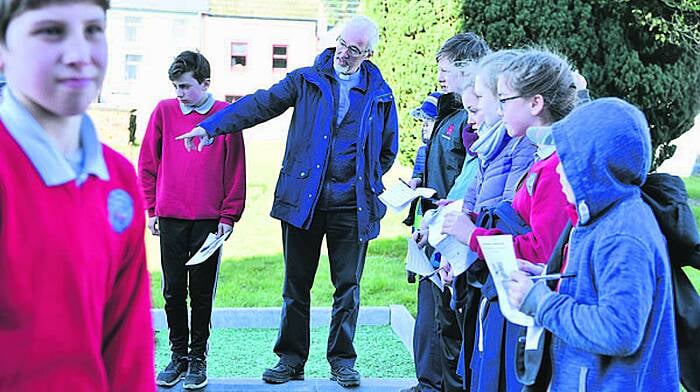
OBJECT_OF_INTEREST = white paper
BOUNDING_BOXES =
[434,235,469,277]
[405,238,444,291]
[476,235,534,327]
[378,182,436,213]
[525,325,545,350]
[427,200,464,248]
[186,232,226,266]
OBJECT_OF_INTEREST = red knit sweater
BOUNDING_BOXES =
[0,123,155,391]
[138,99,246,226]
[469,153,570,263]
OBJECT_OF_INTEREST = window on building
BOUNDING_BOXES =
[231,43,247,68]
[125,54,143,80]
[225,95,242,103]
[272,45,288,69]
[124,16,141,42]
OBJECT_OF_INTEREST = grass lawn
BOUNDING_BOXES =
[683,176,700,200]
[144,140,700,312]
[154,326,414,378]
[150,235,416,312]
[146,136,420,313]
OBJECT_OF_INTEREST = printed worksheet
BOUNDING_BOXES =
[379,182,436,213]
[434,235,469,277]
[427,199,464,248]
[405,237,444,291]
[475,235,534,327]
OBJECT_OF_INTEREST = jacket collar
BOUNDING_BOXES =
[309,48,390,96]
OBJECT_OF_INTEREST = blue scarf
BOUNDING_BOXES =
[470,120,508,167]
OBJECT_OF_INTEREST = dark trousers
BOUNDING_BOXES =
[159,217,220,359]
[432,284,465,392]
[274,210,368,368]
[413,278,442,391]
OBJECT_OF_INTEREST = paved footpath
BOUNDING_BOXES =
[157,378,415,391]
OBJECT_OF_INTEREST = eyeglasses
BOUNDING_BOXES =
[336,37,369,58]
[498,95,523,110]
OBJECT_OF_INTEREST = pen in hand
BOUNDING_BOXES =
[529,273,576,281]
[399,177,411,188]
[419,265,448,282]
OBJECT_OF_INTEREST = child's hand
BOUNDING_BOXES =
[438,260,453,285]
[408,178,421,190]
[517,258,545,276]
[441,211,475,244]
[504,270,534,310]
[175,126,210,152]
[148,216,159,236]
[217,222,233,240]
[412,229,428,248]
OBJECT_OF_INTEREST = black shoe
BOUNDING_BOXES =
[330,365,361,388]
[262,362,305,384]
[183,357,207,390]
[156,353,188,387]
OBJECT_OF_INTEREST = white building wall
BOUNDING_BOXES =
[202,16,319,99]
[102,6,321,141]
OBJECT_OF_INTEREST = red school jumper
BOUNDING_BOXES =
[469,153,570,263]
[0,123,155,391]
[138,99,246,225]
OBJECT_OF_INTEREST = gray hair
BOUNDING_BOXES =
[501,48,577,122]
[476,49,522,95]
[343,15,380,52]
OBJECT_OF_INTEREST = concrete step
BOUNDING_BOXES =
[157,377,415,391]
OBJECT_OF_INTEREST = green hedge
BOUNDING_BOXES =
[365,0,463,166]
[366,0,700,168]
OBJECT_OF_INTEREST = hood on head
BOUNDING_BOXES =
[552,97,651,225]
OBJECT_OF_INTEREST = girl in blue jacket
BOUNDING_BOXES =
[506,98,679,391]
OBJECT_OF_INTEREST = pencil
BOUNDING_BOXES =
[530,273,576,281]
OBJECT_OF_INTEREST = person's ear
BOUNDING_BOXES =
[365,50,373,60]
[201,78,210,91]
[530,94,545,117]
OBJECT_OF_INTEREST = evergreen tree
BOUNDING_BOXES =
[364,0,463,166]
[463,0,700,169]
[367,0,699,168]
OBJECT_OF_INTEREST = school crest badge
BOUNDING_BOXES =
[108,189,134,233]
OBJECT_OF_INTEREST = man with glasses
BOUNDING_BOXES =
[176,16,397,388]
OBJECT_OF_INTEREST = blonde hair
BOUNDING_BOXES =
[476,49,522,95]
[501,48,577,122]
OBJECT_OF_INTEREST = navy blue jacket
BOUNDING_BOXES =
[199,48,398,242]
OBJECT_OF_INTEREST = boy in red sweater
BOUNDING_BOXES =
[0,1,155,390]
[138,50,246,389]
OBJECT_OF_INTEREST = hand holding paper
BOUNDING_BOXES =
[475,234,534,327]
[186,232,227,266]
[503,270,534,309]
[405,238,444,291]
[378,182,436,213]
[441,211,476,245]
